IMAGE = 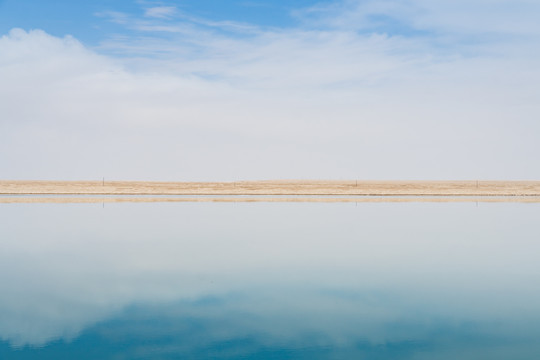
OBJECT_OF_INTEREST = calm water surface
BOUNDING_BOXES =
[1,201,539,359]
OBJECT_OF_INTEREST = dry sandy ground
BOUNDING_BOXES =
[1,180,540,203]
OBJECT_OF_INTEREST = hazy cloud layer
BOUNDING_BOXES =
[1,0,539,180]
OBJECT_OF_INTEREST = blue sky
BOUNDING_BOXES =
[0,1,324,44]
[1,0,540,180]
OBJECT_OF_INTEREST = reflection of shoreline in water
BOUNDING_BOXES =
[1,195,540,203]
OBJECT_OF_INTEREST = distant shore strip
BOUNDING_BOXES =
[1,180,540,203]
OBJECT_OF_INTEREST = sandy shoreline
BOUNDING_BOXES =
[1,180,540,203]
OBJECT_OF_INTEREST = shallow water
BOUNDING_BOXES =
[1,201,539,359]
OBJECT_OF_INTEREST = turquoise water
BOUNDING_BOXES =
[1,201,539,359]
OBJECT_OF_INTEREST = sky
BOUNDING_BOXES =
[1,0,539,180]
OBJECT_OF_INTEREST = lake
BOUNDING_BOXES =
[1,200,539,359]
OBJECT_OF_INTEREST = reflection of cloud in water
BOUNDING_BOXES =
[3,294,540,359]
[1,202,540,356]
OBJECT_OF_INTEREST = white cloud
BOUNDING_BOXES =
[95,10,131,25]
[297,0,540,37]
[1,0,540,181]
[144,5,177,19]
